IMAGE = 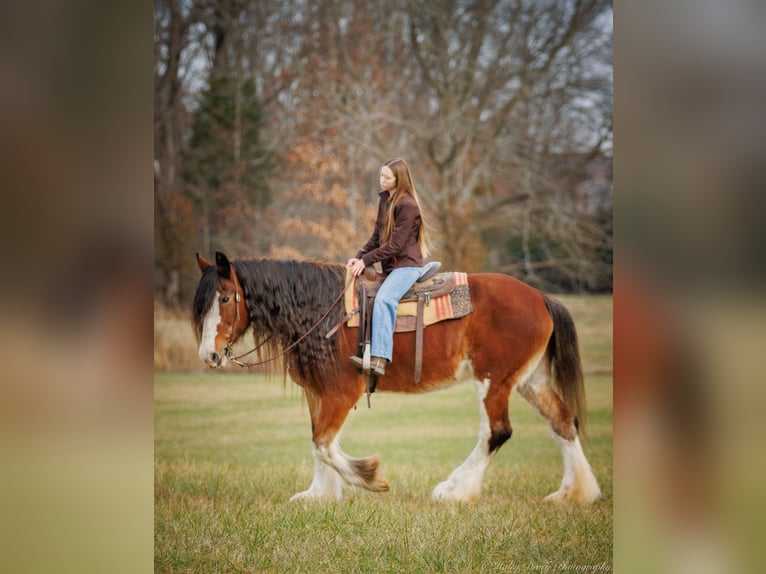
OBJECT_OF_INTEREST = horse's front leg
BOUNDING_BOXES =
[290,388,344,501]
[310,384,389,496]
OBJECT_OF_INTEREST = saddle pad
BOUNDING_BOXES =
[344,270,473,331]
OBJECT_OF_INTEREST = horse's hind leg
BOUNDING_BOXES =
[432,371,512,502]
[516,363,601,503]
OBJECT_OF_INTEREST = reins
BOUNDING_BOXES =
[224,272,355,369]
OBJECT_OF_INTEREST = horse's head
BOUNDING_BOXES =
[193,252,249,368]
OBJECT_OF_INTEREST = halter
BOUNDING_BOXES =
[223,268,355,369]
[223,262,250,361]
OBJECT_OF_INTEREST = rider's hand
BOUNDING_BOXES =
[347,258,366,277]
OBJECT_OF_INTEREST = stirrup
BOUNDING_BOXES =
[349,355,385,376]
[349,355,365,370]
[369,357,386,376]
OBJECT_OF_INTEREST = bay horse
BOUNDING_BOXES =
[192,251,601,504]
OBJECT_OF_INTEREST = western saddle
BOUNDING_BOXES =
[354,261,453,403]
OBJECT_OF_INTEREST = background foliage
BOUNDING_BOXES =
[155,0,613,307]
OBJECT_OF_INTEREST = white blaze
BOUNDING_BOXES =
[198,297,221,363]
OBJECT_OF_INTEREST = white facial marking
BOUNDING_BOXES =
[198,297,221,364]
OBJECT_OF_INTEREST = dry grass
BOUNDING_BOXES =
[154,304,200,371]
[155,371,612,573]
[155,295,613,573]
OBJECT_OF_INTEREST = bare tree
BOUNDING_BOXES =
[154,0,613,301]
[155,0,208,306]
[294,0,612,275]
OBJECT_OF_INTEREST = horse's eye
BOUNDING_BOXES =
[221,295,230,304]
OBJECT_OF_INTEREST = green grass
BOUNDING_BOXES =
[155,296,612,573]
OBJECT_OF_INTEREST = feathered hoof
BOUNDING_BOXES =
[431,479,481,502]
[351,454,389,492]
[544,483,601,504]
[289,488,341,502]
[289,490,316,502]
[431,480,456,501]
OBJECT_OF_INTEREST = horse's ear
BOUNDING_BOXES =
[215,251,231,279]
[196,253,212,273]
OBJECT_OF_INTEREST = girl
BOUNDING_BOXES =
[348,158,432,376]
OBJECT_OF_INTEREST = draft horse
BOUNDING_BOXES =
[193,252,600,503]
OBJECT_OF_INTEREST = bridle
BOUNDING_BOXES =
[223,266,355,368]
[222,263,256,365]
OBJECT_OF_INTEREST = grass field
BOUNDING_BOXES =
[155,295,612,573]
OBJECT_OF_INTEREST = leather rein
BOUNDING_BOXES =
[224,267,354,368]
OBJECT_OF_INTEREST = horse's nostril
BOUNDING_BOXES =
[210,352,220,364]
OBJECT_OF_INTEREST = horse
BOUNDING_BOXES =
[192,251,601,504]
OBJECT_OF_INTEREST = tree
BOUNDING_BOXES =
[154,0,613,301]
[297,0,612,277]
[183,66,273,256]
[268,139,377,261]
[154,0,280,306]
[154,0,207,306]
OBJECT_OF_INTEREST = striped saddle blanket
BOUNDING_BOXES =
[344,269,473,333]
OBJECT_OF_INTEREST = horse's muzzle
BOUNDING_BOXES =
[204,351,224,368]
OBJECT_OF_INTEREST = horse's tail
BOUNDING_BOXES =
[543,294,587,439]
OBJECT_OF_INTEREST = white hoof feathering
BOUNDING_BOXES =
[546,434,601,503]
[431,480,457,501]
[291,450,343,501]
[432,377,492,503]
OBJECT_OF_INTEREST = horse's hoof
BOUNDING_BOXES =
[290,489,341,502]
[369,477,390,492]
[350,455,389,492]
[544,485,601,504]
[544,490,568,503]
[289,490,313,502]
[431,481,456,501]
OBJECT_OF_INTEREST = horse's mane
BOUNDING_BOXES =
[194,258,348,388]
[238,258,347,386]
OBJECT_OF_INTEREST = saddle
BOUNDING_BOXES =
[359,261,452,308]
[328,262,473,402]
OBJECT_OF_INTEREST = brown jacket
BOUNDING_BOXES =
[356,191,423,274]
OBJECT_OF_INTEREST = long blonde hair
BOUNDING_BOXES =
[381,158,431,259]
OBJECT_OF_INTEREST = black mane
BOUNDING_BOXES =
[192,258,348,387]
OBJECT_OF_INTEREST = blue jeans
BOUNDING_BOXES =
[370,266,423,362]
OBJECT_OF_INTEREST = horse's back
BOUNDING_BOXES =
[466,272,550,319]
[462,273,553,374]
